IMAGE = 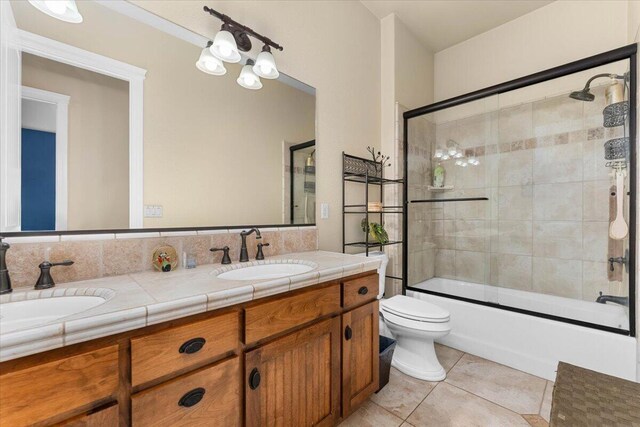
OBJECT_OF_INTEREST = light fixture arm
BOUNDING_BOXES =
[203,6,284,53]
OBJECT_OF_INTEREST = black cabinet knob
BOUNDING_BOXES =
[249,368,261,390]
[178,387,206,407]
[179,337,206,354]
[358,286,369,295]
[345,325,353,341]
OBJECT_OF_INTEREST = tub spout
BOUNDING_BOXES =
[596,292,629,306]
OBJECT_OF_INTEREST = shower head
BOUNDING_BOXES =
[569,89,595,102]
[569,72,626,102]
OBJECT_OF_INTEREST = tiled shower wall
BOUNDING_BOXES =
[5,227,317,290]
[408,85,628,302]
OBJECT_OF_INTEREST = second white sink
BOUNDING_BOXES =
[215,263,315,281]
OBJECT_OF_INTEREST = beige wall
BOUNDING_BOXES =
[381,14,434,175]
[12,1,315,229]
[21,53,130,230]
[434,0,630,101]
[127,1,380,251]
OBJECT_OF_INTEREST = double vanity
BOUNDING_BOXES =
[0,251,381,426]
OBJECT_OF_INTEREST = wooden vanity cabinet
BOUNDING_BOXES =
[245,317,342,427]
[55,404,120,427]
[0,270,380,426]
[341,300,380,417]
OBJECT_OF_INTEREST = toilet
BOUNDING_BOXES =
[367,251,451,381]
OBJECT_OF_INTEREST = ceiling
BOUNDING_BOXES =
[360,0,554,52]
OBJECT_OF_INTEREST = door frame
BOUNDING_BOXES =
[289,140,316,223]
[3,28,147,229]
[21,86,69,230]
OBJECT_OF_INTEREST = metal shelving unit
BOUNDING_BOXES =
[342,152,404,283]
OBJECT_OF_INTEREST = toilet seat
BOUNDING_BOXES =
[381,295,450,323]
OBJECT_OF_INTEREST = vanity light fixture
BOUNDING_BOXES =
[237,59,263,90]
[196,41,227,76]
[27,0,83,23]
[200,6,283,89]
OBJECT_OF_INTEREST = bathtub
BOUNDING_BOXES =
[407,278,637,381]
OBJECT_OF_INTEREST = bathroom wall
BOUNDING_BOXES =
[380,14,434,297]
[434,0,630,101]
[130,0,381,251]
[5,226,317,289]
[22,53,130,230]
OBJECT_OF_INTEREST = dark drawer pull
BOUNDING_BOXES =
[179,337,206,354]
[358,286,369,295]
[249,368,261,390]
[178,387,206,407]
[345,325,352,341]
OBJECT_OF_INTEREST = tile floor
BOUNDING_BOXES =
[340,344,554,427]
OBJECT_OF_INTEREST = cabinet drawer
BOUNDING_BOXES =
[0,346,119,427]
[132,357,241,427]
[131,311,239,387]
[245,283,341,344]
[342,273,378,309]
[56,404,119,427]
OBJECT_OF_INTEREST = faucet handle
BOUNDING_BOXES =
[210,246,231,265]
[35,259,74,289]
[256,242,270,261]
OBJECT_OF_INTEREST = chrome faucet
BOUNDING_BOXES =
[596,292,629,306]
[239,228,261,262]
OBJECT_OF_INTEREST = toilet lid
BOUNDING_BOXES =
[381,295,450,322]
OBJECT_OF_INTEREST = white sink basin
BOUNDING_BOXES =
[215,263,315,281]
[0,295,106,333]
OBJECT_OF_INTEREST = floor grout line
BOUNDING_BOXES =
[400,349,467,422]
[366,399,404,424]
[537,380,549,415]
[445,380,539,418]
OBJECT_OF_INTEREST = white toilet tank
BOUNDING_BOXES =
[365,251,388,299]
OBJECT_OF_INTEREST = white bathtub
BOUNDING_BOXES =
[407,278,637,381]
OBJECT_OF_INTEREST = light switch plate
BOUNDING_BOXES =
[320,203,329,219]
[144,205,163,218]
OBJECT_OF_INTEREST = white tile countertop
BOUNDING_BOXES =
[0,251,381,362]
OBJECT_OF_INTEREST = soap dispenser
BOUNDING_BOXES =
[0,236,12,294]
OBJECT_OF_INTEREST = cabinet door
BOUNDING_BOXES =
[245,317,341,427]
[342,300,379,416]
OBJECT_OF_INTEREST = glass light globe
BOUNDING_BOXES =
[211,29,241,63]
[253,47,279,79]
[237,61,263,90]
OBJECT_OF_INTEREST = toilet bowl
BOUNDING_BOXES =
[380,295,451,381]
[366,251,452,382]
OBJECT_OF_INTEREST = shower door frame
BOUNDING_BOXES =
[402,43,638,337]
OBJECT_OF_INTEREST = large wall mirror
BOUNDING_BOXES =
[0,0,316,233]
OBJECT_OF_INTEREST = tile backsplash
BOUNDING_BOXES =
[5,227,317,289]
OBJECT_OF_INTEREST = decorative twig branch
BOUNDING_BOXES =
[367,146,391,168]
